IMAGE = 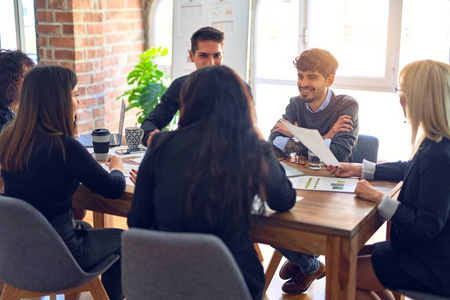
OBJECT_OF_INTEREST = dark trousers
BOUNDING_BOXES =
[49,211,124,300]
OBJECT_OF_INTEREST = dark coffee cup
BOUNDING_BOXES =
[91,128,110,160]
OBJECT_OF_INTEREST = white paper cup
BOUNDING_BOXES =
[91,128,110,160]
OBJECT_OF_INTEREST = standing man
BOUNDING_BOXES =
[269,48,359,162]
[269,49,359,295]
[141,26,225,146]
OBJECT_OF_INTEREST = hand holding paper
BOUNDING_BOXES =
[280,120,341,168]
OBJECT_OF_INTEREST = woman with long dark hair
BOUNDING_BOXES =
[128,65,296,299]
[0,65,126,300]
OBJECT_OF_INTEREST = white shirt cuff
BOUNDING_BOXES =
[361,159,376,180]
[324,138,332,148]
[273,136,290,152]
[377,195,400,221]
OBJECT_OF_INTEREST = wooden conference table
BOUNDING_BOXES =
[72,158,400,300]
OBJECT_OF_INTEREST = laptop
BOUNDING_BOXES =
[78,99,126,147]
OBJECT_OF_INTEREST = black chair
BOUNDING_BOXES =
[350,134,379,163]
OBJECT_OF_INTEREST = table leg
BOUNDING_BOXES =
[326,236,357,300]
[264,250,283,293]
[93,212,114,228]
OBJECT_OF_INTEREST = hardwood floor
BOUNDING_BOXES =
[15,213,407,300]
[261,245,326,300]
[79,214,327,300]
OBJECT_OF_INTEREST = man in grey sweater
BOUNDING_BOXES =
[269,48,359,162]
[269,48,359,295]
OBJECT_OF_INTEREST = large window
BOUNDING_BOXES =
[147,0,173,79]
[0,0,37,62]
[253,0,450,161]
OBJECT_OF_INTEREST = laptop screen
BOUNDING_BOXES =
[117,99,125,140]
[77,99,126,147]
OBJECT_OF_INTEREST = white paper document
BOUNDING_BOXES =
[280,121,341,167]
[289,176,359,193]
[101,163,136,186]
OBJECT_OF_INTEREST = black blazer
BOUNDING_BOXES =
[0,105,14,133]
[375,137,450,294]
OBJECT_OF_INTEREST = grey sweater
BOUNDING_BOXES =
[269,91,359,162]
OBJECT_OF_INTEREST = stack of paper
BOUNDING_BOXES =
[280,121,341,168]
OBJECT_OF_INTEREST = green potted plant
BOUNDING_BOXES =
[117,46,173,126]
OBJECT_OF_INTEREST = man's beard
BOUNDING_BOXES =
[298,86,316,103]
[299,95,315,103]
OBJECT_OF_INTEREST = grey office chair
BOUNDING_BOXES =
[350,134,379,163]
[391,289,450,300]
[122,229,252,300]
[0,196,119,300]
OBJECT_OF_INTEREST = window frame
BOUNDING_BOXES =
[251,0,404,93]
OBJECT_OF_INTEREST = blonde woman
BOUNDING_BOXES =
[327,60,450,299]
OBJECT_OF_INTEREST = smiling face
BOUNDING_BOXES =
[297,69,334,107]
[189,40,224,69]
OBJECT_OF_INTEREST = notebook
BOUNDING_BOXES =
[279,161,304,177]
[78,99,126,147]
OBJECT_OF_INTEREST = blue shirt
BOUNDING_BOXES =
[273,89,332,152]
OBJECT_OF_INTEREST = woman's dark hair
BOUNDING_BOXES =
[0,65,77,172]
[159,65,268,237]
[0,49,35,107]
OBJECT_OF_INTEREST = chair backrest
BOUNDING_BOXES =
[350,134,379,163]
[122,229,253,300]
[392,289,450,300]
[0,196,111,293]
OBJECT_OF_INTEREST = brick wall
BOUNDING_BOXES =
[35,0,147,134]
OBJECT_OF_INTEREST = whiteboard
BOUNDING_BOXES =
[171,0,251,81]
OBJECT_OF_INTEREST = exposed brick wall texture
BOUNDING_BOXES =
[35,0,148,134]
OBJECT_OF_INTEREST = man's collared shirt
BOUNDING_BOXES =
[274,89,332,152]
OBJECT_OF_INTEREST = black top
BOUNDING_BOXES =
[0,104,15,133]
[2,134,126,218]
[375,138,450,295]
[128,126,296,300]
[141,75,253,144]
[268,91,359,162]
[141,75,188,143]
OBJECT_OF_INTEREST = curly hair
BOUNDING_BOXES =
[293,48,338,79]
[0,49,35,107]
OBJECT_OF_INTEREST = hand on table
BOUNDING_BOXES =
[355,179,384,204]
[322,115,353,139]
[106,155,124,173]
[271,119,298,138]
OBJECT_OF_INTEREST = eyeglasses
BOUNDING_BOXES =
[284,153,306,166]
[395,86,402,94]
